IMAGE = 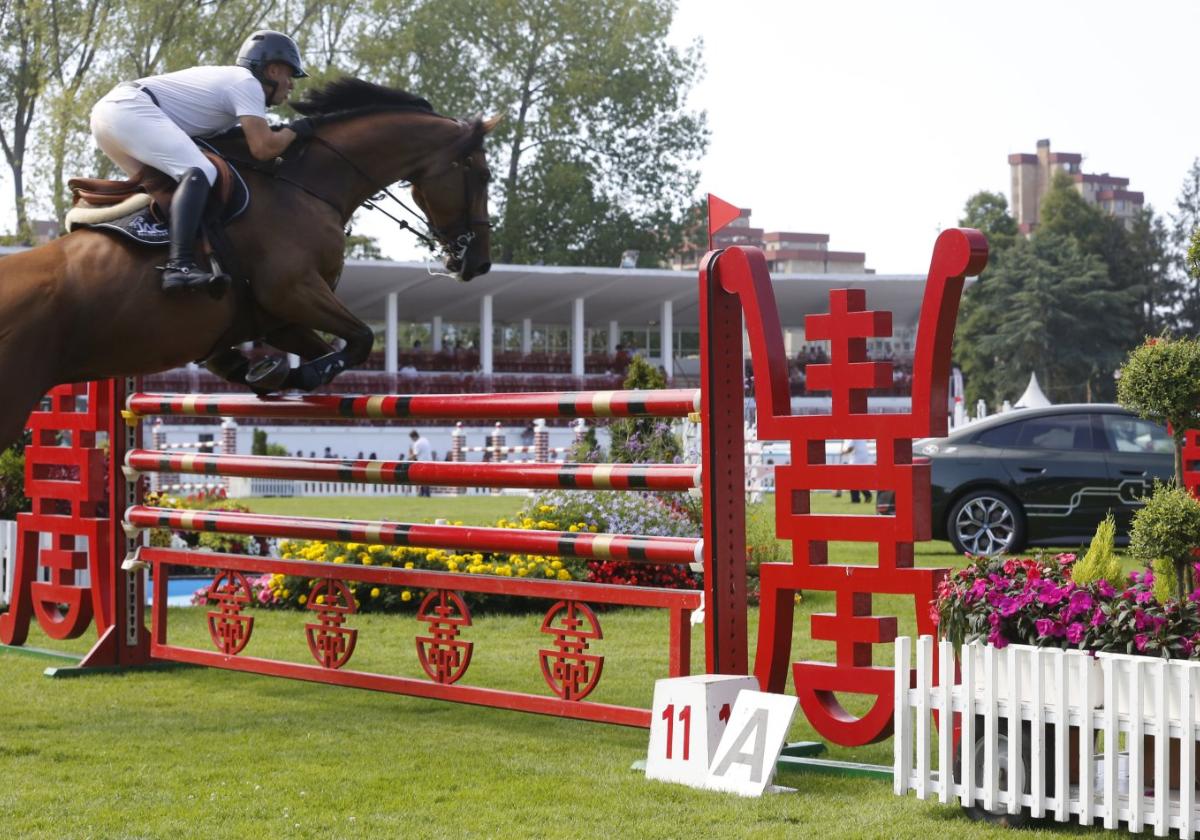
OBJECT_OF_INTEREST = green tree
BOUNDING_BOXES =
[0,0,51,240]
[1116,336,1200,486]
[958,190,1018,255]
[356,0,707,266]
[960,233,1132,405]
[345,233,384,259]
[1171,158,1200,331]
[1125,206,1175,337]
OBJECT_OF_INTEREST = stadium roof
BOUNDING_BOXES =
[336,259,946,330]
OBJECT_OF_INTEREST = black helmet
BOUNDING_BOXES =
[236,30,308,79]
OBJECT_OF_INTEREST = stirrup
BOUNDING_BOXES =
[160,260,215,292]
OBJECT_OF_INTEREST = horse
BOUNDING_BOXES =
[0,77,497,451]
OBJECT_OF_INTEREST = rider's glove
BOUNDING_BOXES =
[289,118,316,140]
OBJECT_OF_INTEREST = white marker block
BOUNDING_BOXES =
[645,674,759,786]
[703,689,798,796]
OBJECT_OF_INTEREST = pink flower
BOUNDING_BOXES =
[1035,618,1057,637]
[1066,589,1093,617]
[928,603,940,624]
[1098,580,1116,598]
[1135,634,1150,652]
[1057,553,1077,564]
[987,628,1009,649]
[998,596,1020,617]
[1066,622,1085,644]
[1136,590,1154,605]
[1037,583,1066,605]
[1003,559,1017,575]
[1134,610,1149,631]
[1091,607,1106,627]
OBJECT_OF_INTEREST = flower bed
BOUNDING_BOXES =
[935,552,1200,659]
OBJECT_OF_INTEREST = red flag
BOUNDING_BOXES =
[707,193,741,247]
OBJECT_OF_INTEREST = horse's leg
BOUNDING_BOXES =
[204,327,335,394]
[245,277,373,392]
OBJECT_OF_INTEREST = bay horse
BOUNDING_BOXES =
[0,78,496,451]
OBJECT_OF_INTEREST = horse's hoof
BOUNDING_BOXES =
[245,357,290,393]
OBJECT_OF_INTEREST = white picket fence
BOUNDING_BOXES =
[895,635,1200,836]
[0,519,16,604]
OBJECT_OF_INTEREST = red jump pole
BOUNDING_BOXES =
[127,450,702,492]
[126,389,701,421]
[125,506,703,566]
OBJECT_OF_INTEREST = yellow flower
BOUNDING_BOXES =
[298,594,308,605]
[568,525,578,533]
[362,556,373,566]
[551,560,563,570]
[401,590,412,602]
[370,587,381,598]
[405,562,414,569]
[557,569,571,581]
[517,568,529,577]
[333,557,345,564]
[315,594,325,605]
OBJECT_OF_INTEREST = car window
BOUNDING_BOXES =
[1100,414,1174,455]
[974,421,1021,447]
[974,414,1097,450]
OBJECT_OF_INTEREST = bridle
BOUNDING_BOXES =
[303,132,490,270]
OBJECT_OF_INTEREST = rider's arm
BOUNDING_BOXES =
[239,116,297,161]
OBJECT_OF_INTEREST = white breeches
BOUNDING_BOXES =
[90,86,217,185]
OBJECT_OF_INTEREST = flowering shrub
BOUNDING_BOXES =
[935,552,1200,660]
[525,490,701,590]
[144,490,265,556]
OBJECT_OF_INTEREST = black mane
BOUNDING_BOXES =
[292,77,435,122]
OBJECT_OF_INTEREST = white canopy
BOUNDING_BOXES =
[1014,372,1052,408]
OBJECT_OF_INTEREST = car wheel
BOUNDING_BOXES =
[947,489,1025,556]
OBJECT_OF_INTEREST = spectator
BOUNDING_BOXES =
[409,429,433,497]
[841,439,873,503]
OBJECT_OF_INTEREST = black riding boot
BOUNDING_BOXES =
[160,167,214,292]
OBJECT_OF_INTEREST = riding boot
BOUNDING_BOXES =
[160,167,215,292]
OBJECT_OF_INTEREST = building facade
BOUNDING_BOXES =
[1009,138,1144,233]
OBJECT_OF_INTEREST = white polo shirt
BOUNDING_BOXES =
[136,66,267,137]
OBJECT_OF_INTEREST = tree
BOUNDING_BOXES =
[356,0,707,266]
[1172,159,1200,331]
[39,0,113,224]
[1125,206,1175,338]
[957,233,1133,405]
[958,190,1018,255]
[953,191,1019,404]
[1117,336,1200,486]
[0,0,51,240]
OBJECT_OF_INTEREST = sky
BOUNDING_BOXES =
[356,0,1200,272]
[657,0,1200,273]
[19,1,1198,276]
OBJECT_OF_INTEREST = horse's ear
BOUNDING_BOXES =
[482,114,504,133]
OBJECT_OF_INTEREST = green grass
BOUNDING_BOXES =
[0,493,1112,838]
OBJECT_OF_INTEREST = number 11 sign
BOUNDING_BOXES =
[644,674,760,786]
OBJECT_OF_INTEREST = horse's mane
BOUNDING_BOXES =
[292,77,435,122]
[291,77,490,158]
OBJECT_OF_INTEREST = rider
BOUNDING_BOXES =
[90,30,310,292]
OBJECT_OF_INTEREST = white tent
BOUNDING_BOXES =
[1014,372,1052,408]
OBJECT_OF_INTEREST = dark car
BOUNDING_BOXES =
[876,404,1174,556]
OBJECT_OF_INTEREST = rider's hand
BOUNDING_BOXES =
[289,117,316,140]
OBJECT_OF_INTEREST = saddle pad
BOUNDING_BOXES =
[66,139,250,245]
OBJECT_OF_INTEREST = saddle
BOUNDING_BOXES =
[64,140,250,248]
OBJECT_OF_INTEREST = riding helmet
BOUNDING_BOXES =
[236,30,309,79]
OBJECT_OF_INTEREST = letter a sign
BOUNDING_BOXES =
[703,691,797,796]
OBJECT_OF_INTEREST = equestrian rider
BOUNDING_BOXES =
[90,30,310,292]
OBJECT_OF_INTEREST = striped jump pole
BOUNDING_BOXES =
[125,506,703,565]
[125,450,702,492]
[126,389,701,421]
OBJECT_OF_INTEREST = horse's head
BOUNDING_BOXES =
[410,115,500,282]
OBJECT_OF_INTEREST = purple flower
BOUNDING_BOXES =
[969,579,988,600]
[1134,609,1149,631]
[1097,580,1116,598]
[1091,607,1105,627]
[1066,622,1085,644]
[1066,589,1093,617]
[998,596,1020,617]
[1136,590,1154,605]
[1037,583,1066,606]
[1035,618,1056,637]
[1135,634,1150,652]
[987,628,1009,649]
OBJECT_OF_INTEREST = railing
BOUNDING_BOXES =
[895,635,1200,837]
